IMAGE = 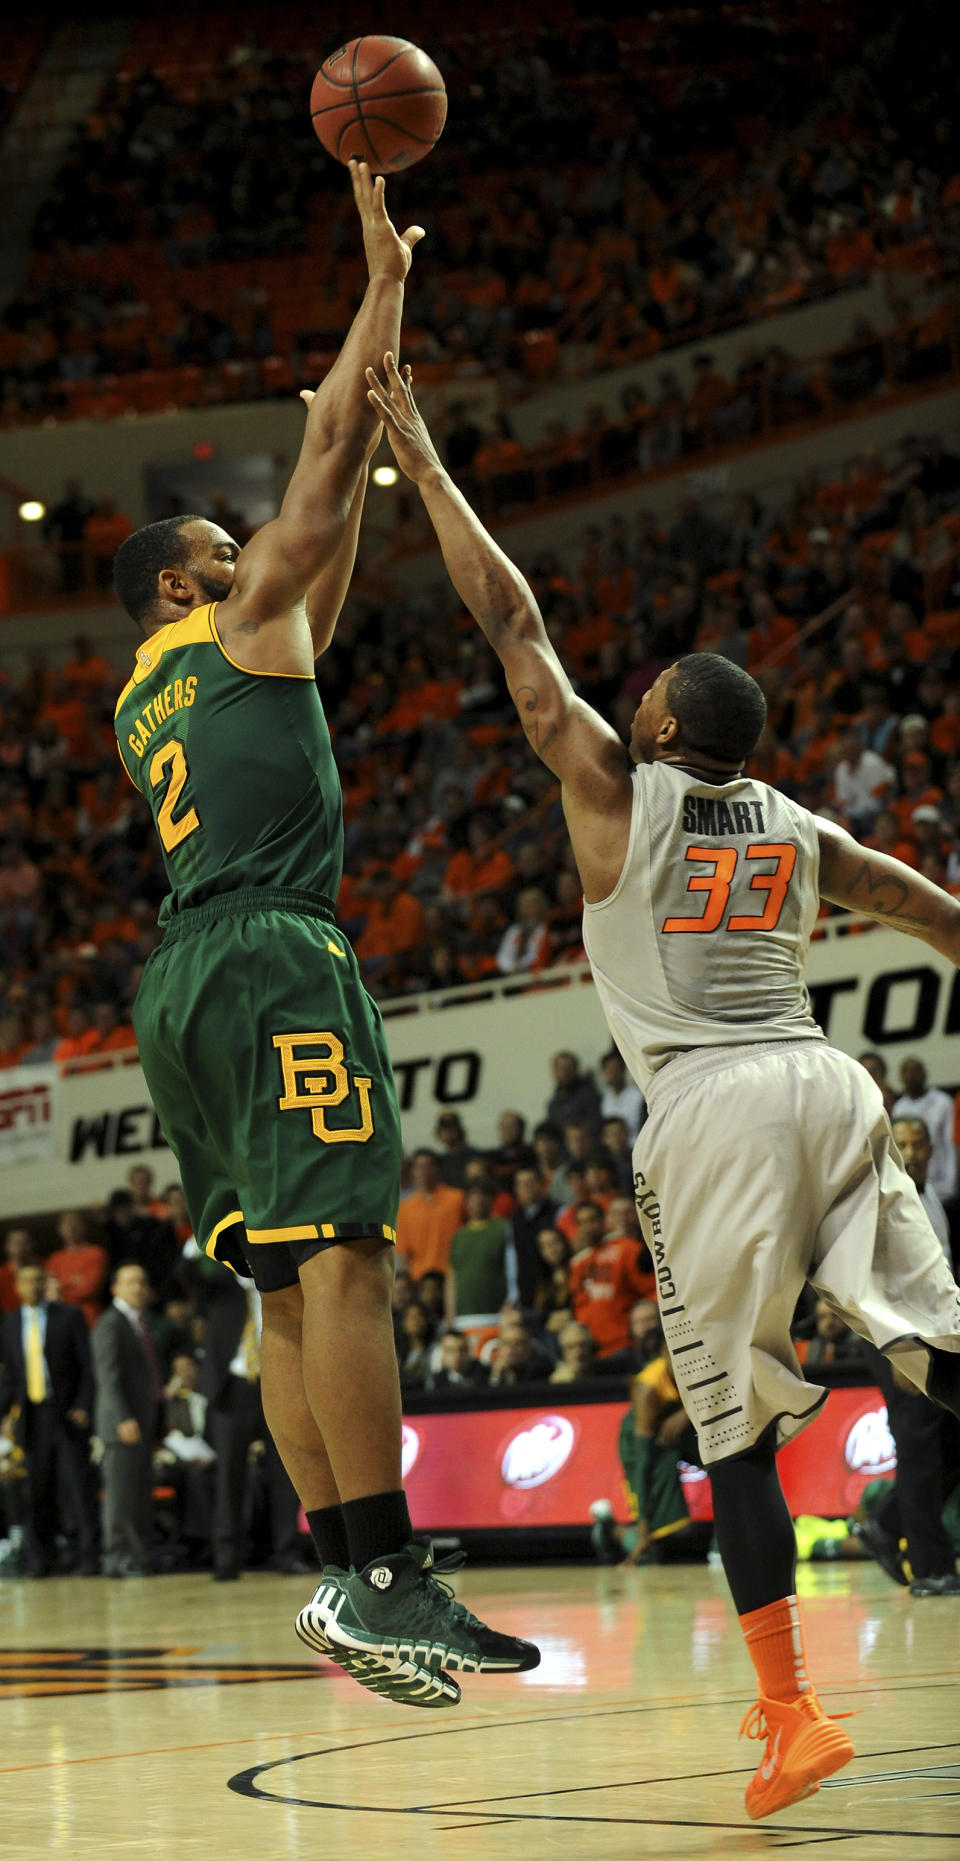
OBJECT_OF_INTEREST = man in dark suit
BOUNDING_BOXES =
[92,1260,164,1576]
[182,1247,303,1581]
[0,1260,98,1576]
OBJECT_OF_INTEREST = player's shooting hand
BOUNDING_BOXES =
[365,353,444,482]
[350,160,424,282]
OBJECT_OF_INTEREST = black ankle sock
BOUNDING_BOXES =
[341,1489,412,1572]
[306,1504,350,1570]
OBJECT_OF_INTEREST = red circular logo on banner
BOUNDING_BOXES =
[843,1405,896,1476]
[500,1414,576,1489]
[401,1423,421,1480]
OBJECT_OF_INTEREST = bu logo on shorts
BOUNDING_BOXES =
[273,1030,375,1145]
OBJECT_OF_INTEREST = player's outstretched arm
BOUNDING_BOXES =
[225,166,423,643]
[296,411,382,656]
[365,354,629,806]
[817,818,960,965]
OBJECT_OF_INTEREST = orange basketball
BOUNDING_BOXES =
[310,36,447,173]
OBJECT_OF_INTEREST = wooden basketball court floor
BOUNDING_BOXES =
[1,1559,958,1860]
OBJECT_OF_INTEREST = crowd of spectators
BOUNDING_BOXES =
[3,2,960,422]
[0,1162,307,1579]
[6,1030,953,1577]
[3,427,960,1042]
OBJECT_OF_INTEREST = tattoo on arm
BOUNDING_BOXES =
[847,859,931,927]
[514,683,558,756]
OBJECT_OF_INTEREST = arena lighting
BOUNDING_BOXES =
[18,500,46,522]
[372,464,398,487]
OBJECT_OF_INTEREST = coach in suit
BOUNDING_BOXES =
[92,1260,164,1575]
[0,1260,98,1575]
[182,1245,302,1580]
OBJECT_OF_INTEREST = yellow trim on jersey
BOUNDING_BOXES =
[204,1207,246,1264]
[244,1221,397,1245]
[246,1222,320,1245]
[114,605,216,715]
[209,602,315,680]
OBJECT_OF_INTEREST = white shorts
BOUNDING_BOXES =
[634,1039,960,1466]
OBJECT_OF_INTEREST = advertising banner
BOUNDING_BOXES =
[401,1385,895,1534]
[0,1066,58,1169]
[2,922,958,1217]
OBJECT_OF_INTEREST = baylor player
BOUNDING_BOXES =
[112,166,538,1708]
[366,349,960,1815]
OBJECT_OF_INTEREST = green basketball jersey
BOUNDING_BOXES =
[114,603,343,922]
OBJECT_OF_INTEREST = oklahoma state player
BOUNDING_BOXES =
[367,347,960,1821]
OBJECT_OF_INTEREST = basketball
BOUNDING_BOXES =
[310,36,447,173]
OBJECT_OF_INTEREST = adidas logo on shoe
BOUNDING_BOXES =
[368,1565,394,1590]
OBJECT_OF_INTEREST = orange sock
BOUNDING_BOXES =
[739,1595,813,1703]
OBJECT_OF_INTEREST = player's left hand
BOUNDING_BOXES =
[365,352,445,483]
[350,159,424,282]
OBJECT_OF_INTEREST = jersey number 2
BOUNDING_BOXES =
[149,738,200,852]
[662,842,797,934]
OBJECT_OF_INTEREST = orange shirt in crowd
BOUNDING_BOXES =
[354,890,425,963]
[569,1237,656,1356]
[892,785,944,835]
[396,1184,466,1279]
[90,1024,138,1053]
[52,1028,101,1062]
[45,1243,109,1328]
[443,846,515,898]
[62,649,113,694]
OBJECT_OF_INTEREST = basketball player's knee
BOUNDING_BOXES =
[300,1237,395,1312]
[261,1280,304,1338]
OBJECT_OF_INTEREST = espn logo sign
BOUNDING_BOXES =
[0,1074,56,1166]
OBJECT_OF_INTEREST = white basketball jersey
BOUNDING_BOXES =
[582,761,824,1091]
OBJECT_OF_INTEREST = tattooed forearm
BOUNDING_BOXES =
[513,683,559,756]
[847,860,931,927]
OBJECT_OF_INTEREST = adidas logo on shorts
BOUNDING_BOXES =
[368,1565,394,1590]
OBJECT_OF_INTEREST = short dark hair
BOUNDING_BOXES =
[669,654,766,764]
[113,516,204,627]
[892,1113,931,1143]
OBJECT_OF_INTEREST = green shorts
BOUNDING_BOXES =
[133,887,402,1293]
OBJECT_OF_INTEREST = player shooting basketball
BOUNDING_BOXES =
[111,168,539,1710]
[366,348,960,1818]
